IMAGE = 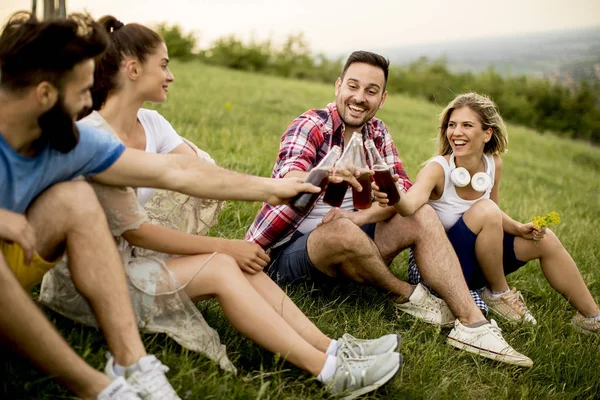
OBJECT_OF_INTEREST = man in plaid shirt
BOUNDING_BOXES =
[246,51,532,367]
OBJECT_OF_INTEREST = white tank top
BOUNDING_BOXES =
[428,153,495,231]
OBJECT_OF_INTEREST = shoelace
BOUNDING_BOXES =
[338,334,365,358]
[336,354,360,390]
[423,294,445,313]
[578,314,600,329]
[485,320,508,344]
[503,290,530,315]
[129,364,179,399]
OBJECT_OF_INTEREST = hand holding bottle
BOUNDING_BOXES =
[365,139,401,206]
[323,132,371,208]
[289,146,342,214]
[372,173,401,207]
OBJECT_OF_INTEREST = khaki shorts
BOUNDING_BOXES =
[1,240,59,290]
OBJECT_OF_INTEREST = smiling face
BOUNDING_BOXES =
[135,42,174,103]
[335,62,387,130]
[446,106,493,156]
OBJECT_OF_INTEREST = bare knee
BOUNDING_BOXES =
[538,228,562,255]
[201,253,243,291]
[313,218,371,259]
[32,181,103,222]
[465,199,502,228]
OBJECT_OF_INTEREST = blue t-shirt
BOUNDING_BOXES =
[0,122,126,213]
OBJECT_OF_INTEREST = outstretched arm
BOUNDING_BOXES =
[373,161,444,216]
[92,149,320,206]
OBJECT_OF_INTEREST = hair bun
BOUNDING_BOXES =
[98,15,124,33]
[109,19,124,33]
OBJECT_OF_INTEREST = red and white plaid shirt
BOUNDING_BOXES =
[245,103,412,249]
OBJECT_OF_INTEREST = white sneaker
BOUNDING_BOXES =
[105,354,181,400]
[337,333,399,358]
[97,377,142,400]
[327,352,401,399]
[395,283,455,327]
[447,319,533,367]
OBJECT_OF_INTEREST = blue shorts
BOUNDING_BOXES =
[448,217,527,290]
[266,223,376,284]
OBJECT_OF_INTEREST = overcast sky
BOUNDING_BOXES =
[1,0,599,53]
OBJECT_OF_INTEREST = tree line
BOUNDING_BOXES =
[157,24,600,145]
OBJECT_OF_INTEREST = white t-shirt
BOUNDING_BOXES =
[295,188,354,234]
[428,153,495,231]
[136,109,184,205]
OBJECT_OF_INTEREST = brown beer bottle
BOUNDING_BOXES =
[323,132,365,207]
[323,134,359,207]
[351,133,372,210]
[289,146,341,215]
[365,139,401,205]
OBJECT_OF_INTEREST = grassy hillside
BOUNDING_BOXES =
[3,62,599,399]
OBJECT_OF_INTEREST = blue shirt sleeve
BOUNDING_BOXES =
[67,122,126,177]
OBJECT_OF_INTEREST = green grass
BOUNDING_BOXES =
[3,62,600,399]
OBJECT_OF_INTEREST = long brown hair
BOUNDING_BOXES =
[90,15,163,112]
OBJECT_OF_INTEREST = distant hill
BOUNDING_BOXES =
[375,27,600,82]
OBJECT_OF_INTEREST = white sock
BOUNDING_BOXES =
[113,357,144,377]
[326,339,339,356]
[112,362,127,377]
[316,355,337,384]
[488,287,510,299]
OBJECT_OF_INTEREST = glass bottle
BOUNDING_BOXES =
[365,138,400,205]
[351,134,372,209]
[289,145,341,214]
[323,132,365,208]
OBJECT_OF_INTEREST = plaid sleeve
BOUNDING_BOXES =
[276,115,324,178]
[377,122,413,193]
[245,203,303,249]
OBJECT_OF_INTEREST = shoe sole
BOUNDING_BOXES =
[395,307,455,328]
[338,354,403,400]
[446,337,533,367]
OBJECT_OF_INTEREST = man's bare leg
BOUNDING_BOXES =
[0,254,109,399]
[375,205,485,324]
[307,217,415,299]
[27,181,146,366]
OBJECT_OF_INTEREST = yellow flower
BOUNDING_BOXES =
[532,211,561,230]
[547,211,561,225]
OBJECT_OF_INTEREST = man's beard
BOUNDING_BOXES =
[37,98,81,153]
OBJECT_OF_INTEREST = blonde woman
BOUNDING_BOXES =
[374,93,599,334]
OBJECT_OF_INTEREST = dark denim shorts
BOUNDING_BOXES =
[266,223,376,284]
[448,216,526,290]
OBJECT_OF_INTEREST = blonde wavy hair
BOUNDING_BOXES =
[437,93,508,156]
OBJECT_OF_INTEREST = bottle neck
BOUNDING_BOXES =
[366,143,386,168]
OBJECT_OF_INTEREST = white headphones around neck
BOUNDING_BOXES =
[449,153,492,192]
